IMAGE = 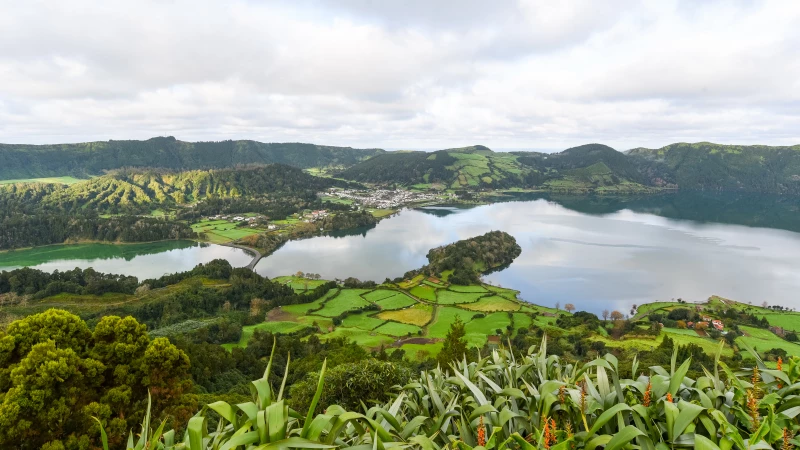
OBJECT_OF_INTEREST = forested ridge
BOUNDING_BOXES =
[338,142,800,194]
[402,230,522,284]
[0,136,384,179]
[1,164,359,214]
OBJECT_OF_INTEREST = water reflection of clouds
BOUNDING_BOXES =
[20,245,253,280]
[257,201,800,314]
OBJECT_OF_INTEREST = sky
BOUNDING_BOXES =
[1,0,798,151]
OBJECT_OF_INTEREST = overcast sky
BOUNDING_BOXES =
[1,0,798,151]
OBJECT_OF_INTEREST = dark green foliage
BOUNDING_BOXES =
[627,142,800,194]
[320,210,377,231]
[556,311,600,329]
[338,150,458,185]
[405,230,521,284]
[0,310,193,449]
[0,136,384,179]
[0,214,195,250]
[0,266,138,299]
[666,308,693,321]
[289,359,412,413]
[437,317,468,366]
[517,143,648,185]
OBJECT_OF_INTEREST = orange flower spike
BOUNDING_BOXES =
[643,381,652,407]
[747,389,760,431]
[666,392,673,403]
[477,415,486,447]
[782,427,794,450]
[778,357,784,371]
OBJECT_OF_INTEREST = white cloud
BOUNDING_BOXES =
[0,0,798,149]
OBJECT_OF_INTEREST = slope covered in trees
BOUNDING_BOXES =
[338,142,800,194]
[1,164,359,215]
[0,136,385,179]
[626,142,800,195]
[403,230,522,284]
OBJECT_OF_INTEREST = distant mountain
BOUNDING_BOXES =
[0,136,385,179]
[338,145,536,189]
[626,142,800,195]
[338,142,800,194]
[1,165,357,213]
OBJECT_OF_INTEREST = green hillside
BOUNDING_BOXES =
[0,136,384,179]
[338,145,534,189]
[626,142,800,195]
[2,164,357,213]
[339,143,655,191]
[340,141,800,194]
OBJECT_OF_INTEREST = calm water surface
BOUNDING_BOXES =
[255,194,800,314]
[0,240,253,280]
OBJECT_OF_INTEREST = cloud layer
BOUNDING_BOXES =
[1,0,798,150]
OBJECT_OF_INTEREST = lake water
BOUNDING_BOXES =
[0,240,253,280]
[254,192,800,314]
[2,193,799,314]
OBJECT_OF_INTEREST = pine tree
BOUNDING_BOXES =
[437,317,467,367]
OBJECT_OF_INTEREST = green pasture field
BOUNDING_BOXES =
[364,289,399,302]
[377,303,433,326]
[448,285,487,293]
[281,289,339,315]
[0,176,86,185]
[191,219,260,243]
[758,313,800,332]
[341,312,386,331]
[427,307,480,338]
[460,296,520,312]
[374,293,416,310]
[369,208,396,218]
[397,342,444,359]
[399,274,425,290]
[409,285,437,301]
[223,321,311,350]
[464,312,512,346]
[272,275,328,293]
[314,289,371,317]
[512,312,533,330]
[435,290,484,305]
[485,285,520,299]
[319,327,394,348]
[375,321,422,337]
[738,326,800,357]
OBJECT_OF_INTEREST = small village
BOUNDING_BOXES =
[322,188,447,209]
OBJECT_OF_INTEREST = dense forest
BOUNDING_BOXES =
[337,142,800,194]
[0,214,196,250]
[0,136,384,179]
[402,230,522,284]
[1,164,361,215]
[627,142,800,195]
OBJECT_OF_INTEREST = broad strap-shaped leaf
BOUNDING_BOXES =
[669,358,691,396]
[604,425,644,450]
[252,436,337,450]
[588,403,631,436]
[673,400,705,438]
[301,359,327,439]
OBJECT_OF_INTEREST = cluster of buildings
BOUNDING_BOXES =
[687,316,725,331]
[323,188,443,209]
[207,214,267,228]
[302,210,329,223]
